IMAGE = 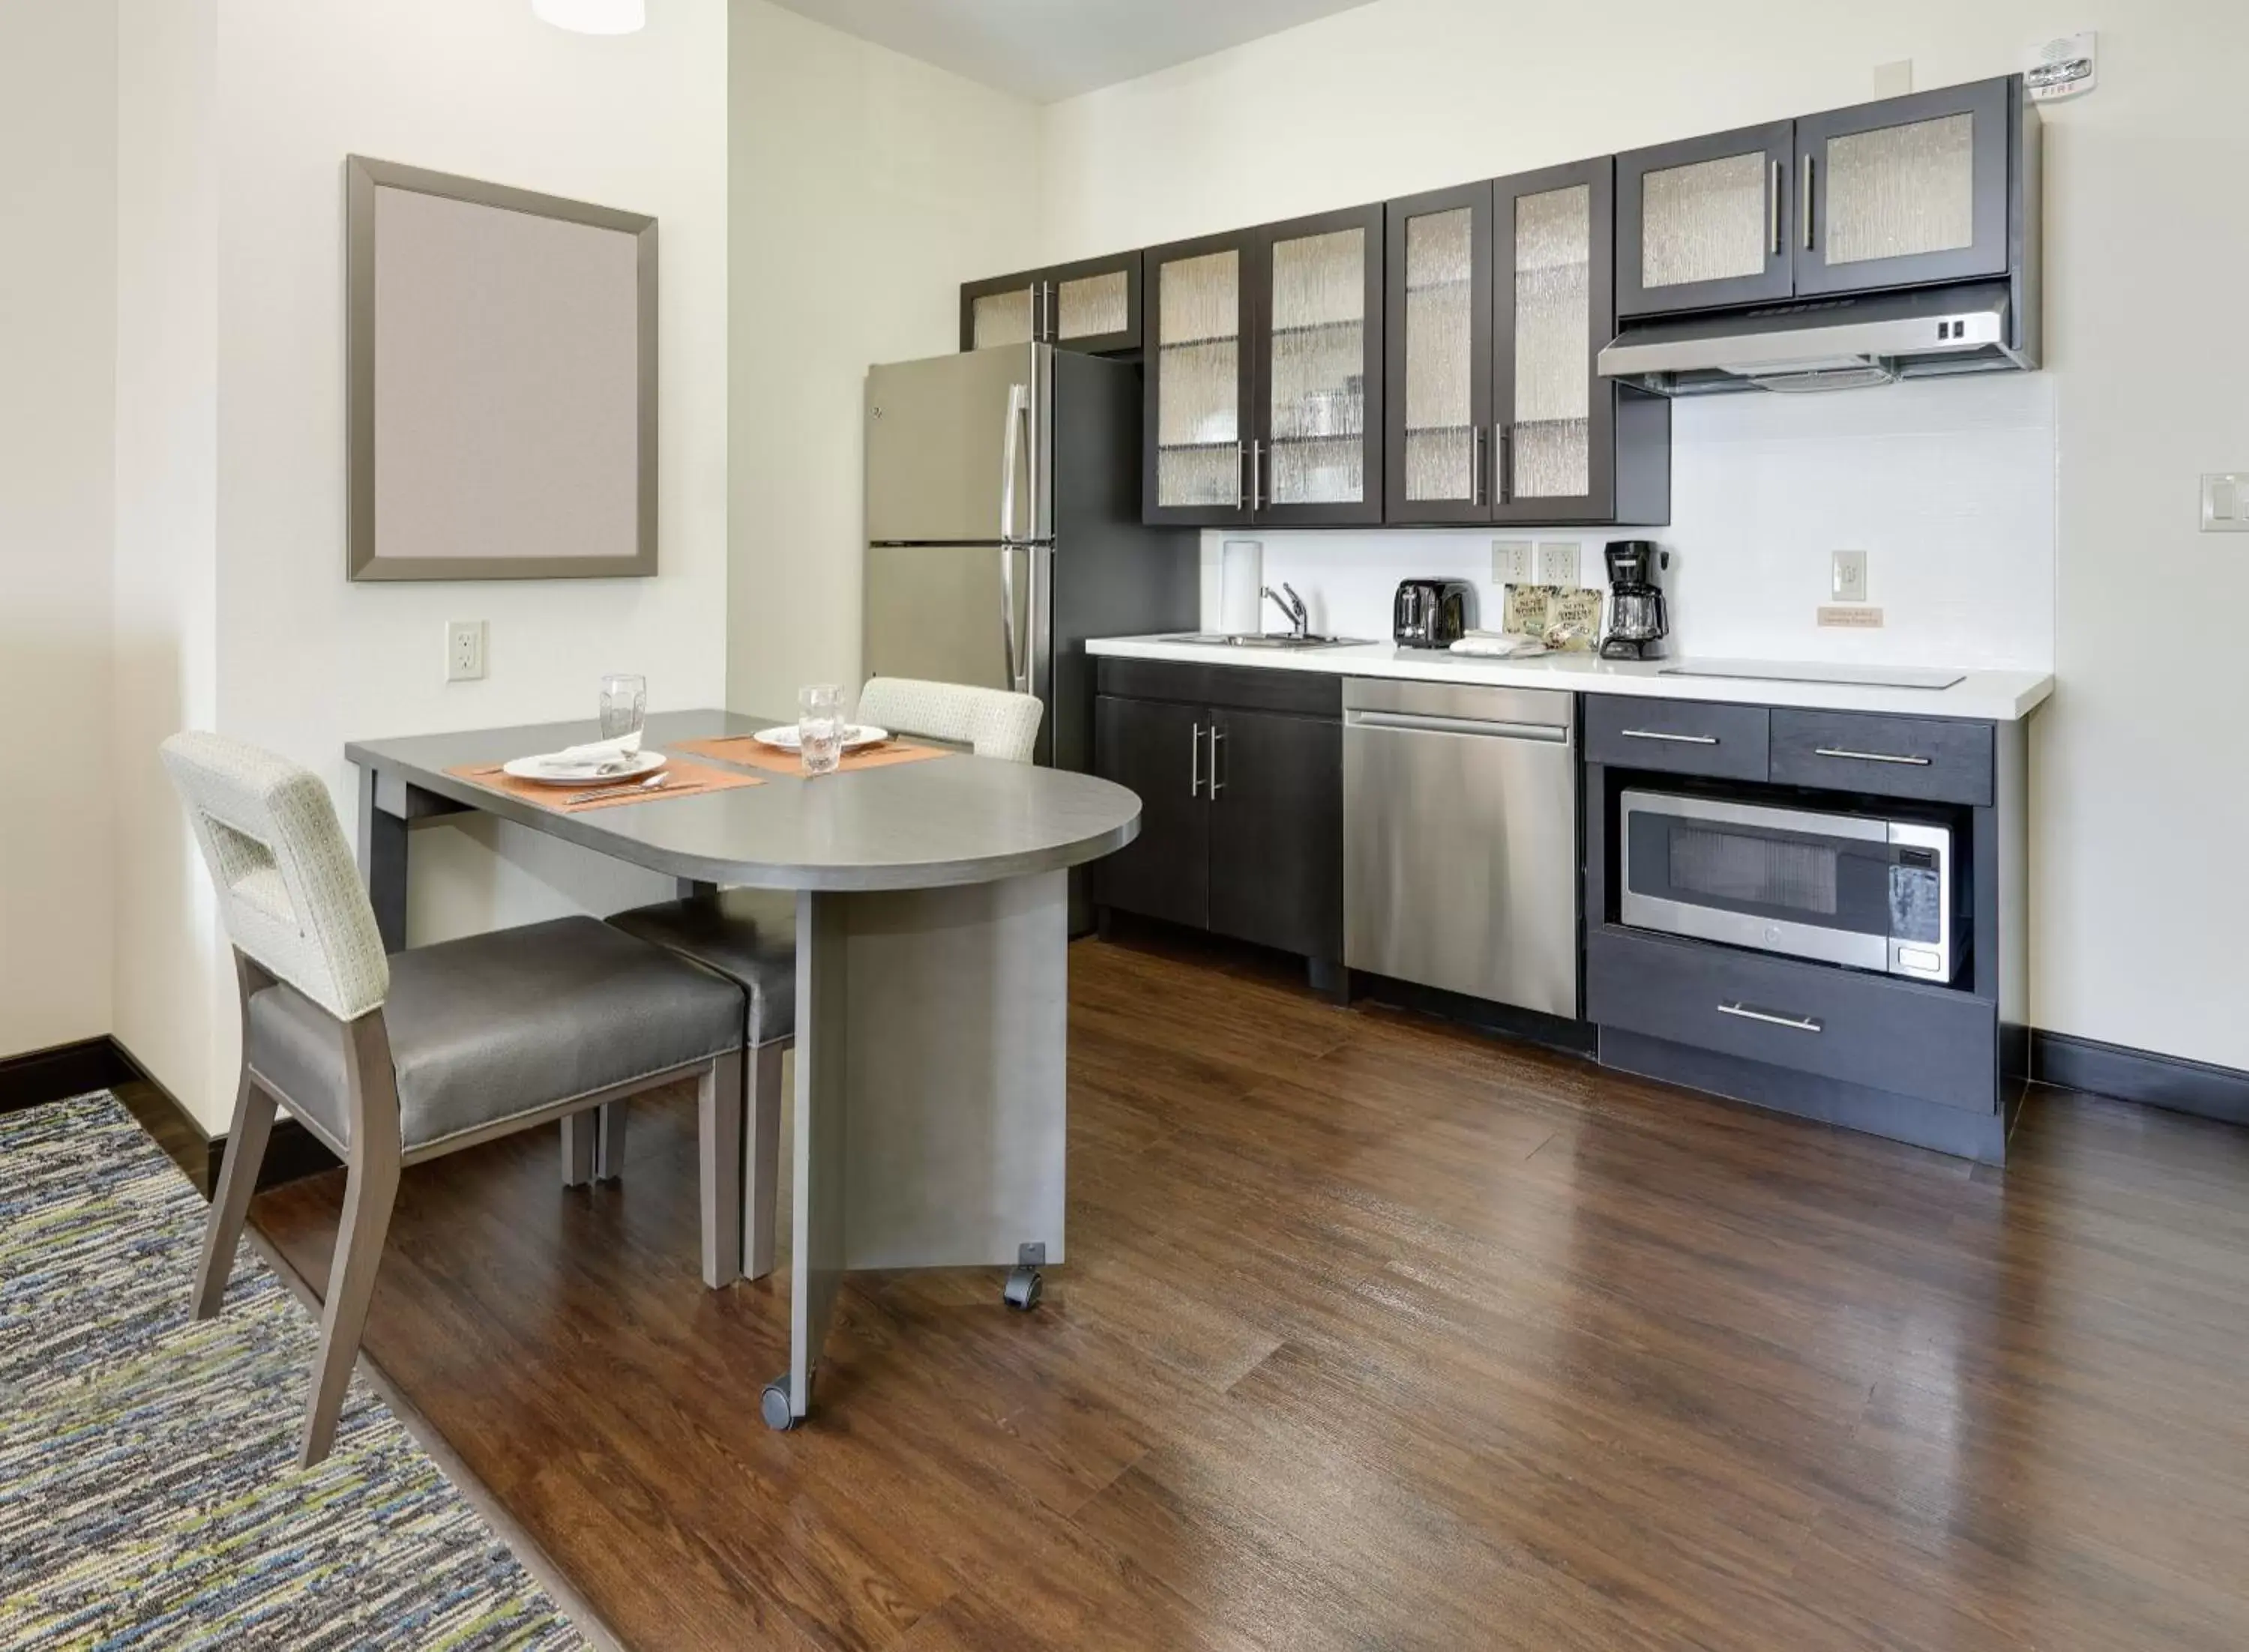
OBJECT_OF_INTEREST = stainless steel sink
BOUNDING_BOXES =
[1156,633,1368,650]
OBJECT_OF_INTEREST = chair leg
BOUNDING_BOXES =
[594,1099,629,1181]
[300,1141,400,1468]
[698,1052,744,1288]
[744,1041,784,1281]
[193,1072,277,1321]
[559,1109,597,1187]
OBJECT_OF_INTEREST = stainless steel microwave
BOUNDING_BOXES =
[1619,791,1960,983]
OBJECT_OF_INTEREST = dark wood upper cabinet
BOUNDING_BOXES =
[1385,160,1667,528]
[1792,79,2017,298]
[1142,205,1385,528]
[1616,120,1796,319]
[1140,227,1259,528]
[960,250,1142,355]
[1383,180,1494,525]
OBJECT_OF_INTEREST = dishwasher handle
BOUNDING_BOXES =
[1346,708,1571,744]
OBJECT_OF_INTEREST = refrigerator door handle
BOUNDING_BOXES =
[999,380,1029,542]
[999,543,1020,693]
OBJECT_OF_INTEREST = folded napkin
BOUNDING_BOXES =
[527,729,644,771]
[1450,631,1548,660]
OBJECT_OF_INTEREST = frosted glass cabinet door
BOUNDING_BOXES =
[1141,230,1254,526]
[1382,182,1492,525]
[960,251,1142,354]
[1616,121,1795,318]
[1794,79,2015,298]
[1257,204,1384,526]
[1493,160,1607,520]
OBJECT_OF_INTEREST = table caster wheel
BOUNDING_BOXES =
[760,1377,797,1432]
[1003,1264,1042,1311]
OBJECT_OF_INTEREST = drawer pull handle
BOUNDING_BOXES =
[1622,729,1718,746]
[1814,746,1930,767]
[1718,1001,1823,1034]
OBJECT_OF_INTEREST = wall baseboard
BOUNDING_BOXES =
[0,1035,340,1198]
[2032,1031,2249,1128]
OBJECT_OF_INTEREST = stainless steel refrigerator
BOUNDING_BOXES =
[864,342,1198,776]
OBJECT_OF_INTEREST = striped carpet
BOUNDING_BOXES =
[0,1092,584,1651]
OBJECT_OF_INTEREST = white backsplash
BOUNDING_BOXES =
[1198,373,2056,672]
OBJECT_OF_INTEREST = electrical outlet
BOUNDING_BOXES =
[1831,549,1870,602]
[1536,541,1580,586]
[446,620,487,682]
[2202,474,2249,532]
[1491,539,1534,585]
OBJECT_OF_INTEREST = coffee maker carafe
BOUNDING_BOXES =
[1598,540,1670,661]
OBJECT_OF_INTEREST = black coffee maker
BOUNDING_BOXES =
[1598,540,1670,661]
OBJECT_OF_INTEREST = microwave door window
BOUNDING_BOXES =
[1668,826,1837,916]
[1628,813,1895,936]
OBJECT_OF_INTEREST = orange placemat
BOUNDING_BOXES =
[672,733,958,777]
[445,755,765,813]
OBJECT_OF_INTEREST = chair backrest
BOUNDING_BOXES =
[160,732,391,1022]
[858,677,1044,763]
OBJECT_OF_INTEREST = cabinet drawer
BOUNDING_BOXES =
[1769,711,1993,807]
[1095,657,1340,718]
[1586,697,1768,780]
[1586,925,1995,1112]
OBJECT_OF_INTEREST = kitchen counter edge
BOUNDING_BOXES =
[1084,638,2053,723]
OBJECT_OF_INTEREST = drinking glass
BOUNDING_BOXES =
[599,673,647,742]
[798,683,844,777]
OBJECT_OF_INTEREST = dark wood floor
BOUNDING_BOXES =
[253,932,2249,1652]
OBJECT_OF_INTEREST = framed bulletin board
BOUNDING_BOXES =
[345,155,657,581]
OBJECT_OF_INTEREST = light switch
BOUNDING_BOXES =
[2203,474,2249,532]
[1536,541,1580,586]
[1831,549,1870,602]
[1491,540,1534,584]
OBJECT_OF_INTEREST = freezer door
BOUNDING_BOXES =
[866,344,1053,545]
[864,542,1048,704]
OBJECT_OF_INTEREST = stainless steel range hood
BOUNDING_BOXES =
[1598,281,2032,395]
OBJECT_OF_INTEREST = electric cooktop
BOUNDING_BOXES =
[1658,659,1966,690]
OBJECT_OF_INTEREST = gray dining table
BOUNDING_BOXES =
[345,708,1141,1428]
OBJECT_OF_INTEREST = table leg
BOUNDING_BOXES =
[357,765,409,955]
[763,872,1070,1432]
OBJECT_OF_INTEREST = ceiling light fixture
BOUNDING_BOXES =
[532,0,645,34]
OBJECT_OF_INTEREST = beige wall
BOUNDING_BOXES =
[0,2,118,1061]
[1035,0,2249,1070]
[105,0,734,1130]
[726,0,1041,720]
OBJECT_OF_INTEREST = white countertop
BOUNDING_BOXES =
[1085,636,2053,722]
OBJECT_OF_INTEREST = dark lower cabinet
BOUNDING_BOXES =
[1206,708,1343,962]
[1092,694,1208,930]
[1093,667,1343,970]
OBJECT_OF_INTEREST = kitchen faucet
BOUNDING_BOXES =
[1262,582,1309,639]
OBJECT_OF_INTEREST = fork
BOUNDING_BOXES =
[568,773,673,806]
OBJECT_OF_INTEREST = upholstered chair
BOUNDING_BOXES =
[160,732,748,1467]
[604,678,1046,1278]
[855,676,1044,763]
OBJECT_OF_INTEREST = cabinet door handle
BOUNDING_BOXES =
[1719,1001,1823,1034]
[1208,726,1226,797]
[1620,728,1718,745]
[1469,426,1484,507]
[1235,441,1250,511]
[1250,440,1265,512]
[1769,159,1783,256]
[1801,154,1815,251]
[1496,424,1513,504]
[1190,723,1204,798]
[1813,746,1930,767]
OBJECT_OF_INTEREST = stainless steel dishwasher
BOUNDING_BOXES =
[1343,679,1578,1017]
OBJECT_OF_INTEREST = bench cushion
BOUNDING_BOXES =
[606,890,797,1049]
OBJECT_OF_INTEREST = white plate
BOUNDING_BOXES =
[502,750,668,786]
[751,724,890,753]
